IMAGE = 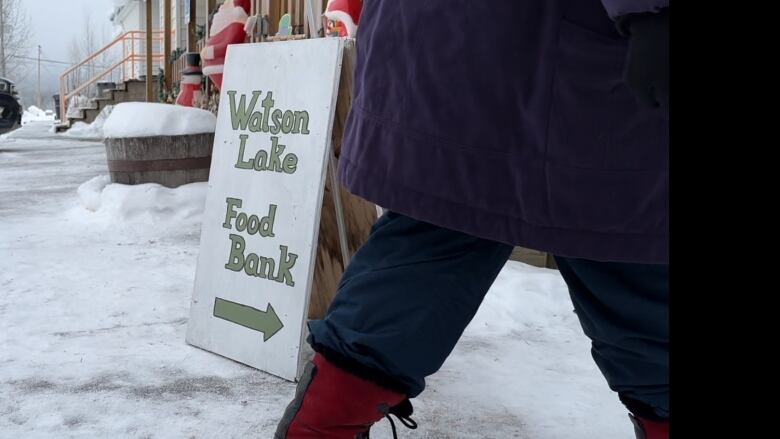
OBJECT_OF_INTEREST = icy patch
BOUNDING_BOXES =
[103,103,216,138]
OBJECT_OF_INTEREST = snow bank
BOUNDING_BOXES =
[77,175,112,211]
[21,105,55,125]
[103,102,217,138]
[25,105,47,118]
[64,105,114,139]
[76,176,208,226]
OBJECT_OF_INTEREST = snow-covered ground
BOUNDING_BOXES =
[0,122,632,438]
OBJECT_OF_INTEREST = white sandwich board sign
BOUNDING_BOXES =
[186,37,344,381]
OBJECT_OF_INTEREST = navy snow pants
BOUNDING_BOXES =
[308,212,669,419]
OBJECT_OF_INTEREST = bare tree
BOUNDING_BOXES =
[67,38,84,92]
[80,12,99,84]
[0,0,32,79]
[65,12,112,98]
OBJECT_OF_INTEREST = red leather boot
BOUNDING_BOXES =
[630,413,669,439]
[275,353,416,438]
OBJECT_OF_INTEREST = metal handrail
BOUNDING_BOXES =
[59,30,164,124]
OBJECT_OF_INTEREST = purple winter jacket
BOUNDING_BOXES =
[338,0,670,264]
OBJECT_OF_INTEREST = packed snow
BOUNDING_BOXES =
[0,122,632,438]
[75,175,208,225]
[21,106,56,125]
[103,102,217,138]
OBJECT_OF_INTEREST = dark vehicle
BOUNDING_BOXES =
[1,77,22,134]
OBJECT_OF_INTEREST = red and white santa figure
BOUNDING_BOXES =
[176,73,202,107]
[324,0,363,37]
[176,53,204,107]
[201,0,252,90]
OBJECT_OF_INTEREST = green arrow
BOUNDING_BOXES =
[213,297,284,342]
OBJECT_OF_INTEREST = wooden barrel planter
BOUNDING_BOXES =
[104,133,214,188]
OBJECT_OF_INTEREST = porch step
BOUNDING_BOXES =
[64,77,161,128]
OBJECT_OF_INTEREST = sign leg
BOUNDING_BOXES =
[328,152,351,268]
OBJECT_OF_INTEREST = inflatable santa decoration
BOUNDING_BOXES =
[201,0,252,90]
[323,0,363,37]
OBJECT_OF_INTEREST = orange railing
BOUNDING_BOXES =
[59,31,164,124]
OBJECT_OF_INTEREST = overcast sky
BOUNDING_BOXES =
[13,0,118,108]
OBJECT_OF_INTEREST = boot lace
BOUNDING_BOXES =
[381,399,418,439]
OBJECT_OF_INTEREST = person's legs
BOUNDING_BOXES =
[554,256,669,436]
[276,212,512,438]
[310,211,514,396]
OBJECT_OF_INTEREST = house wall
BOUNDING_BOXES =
[112,1,163,79]
[165,0,211,53]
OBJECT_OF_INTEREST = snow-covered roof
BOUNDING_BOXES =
[0,77,15,84]
[109,5,126,23]
[109,0,135,24]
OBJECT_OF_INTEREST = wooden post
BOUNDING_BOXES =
[305,0,318,38]
[291,0,297,33]
[188,0,198,52]
[146,0,154,102]
[164,0,172,92]
[303,1,308,36]
[208,0,217,42]
[269,0,281,35]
